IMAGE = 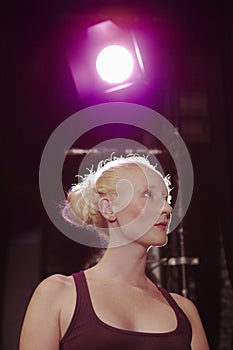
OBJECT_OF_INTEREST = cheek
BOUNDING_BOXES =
[127,201,153,225]
[117,202,142,225]
[129,199,146,216]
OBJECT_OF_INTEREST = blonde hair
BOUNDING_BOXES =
[62,155,171,234]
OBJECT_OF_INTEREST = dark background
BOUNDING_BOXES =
[1,1,233,349]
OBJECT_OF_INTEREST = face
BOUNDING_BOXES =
[110,164,172,248]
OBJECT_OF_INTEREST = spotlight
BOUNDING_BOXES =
[67,20,147,99]
[96,45,134,84]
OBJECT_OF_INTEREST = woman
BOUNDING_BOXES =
[19,155,209,349]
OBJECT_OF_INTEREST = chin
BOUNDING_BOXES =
[157,237,168,247]
[140,232,168,249]
[152,233,168,247]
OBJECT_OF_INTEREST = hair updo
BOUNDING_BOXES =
[62,155,171,234]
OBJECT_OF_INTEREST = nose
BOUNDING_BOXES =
[161,201,173,217]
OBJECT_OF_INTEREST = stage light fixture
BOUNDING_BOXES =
[67,20,146,99]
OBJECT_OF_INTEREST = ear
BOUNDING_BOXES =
[98,197,116,222]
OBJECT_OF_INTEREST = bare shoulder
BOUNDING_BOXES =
[19,274,76,350]
[170,292,198,315]
[22,273,75,318]
[170,292,204,325]
[170,293,210,350]
[38,274,74,291]
[32,274,74,303]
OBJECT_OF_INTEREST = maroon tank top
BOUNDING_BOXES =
[60,271,192,350]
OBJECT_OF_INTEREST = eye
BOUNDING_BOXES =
[144,191,153,198]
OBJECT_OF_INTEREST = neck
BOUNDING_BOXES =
[92,241,149,288]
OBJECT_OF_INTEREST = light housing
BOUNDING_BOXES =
[68,20,146,99]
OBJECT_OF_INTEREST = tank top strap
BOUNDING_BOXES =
[158,286,186,314]
[157,286,192,339]
[72,270,95,319]
[60,270,94,345]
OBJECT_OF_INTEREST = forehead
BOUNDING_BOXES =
[120,163,167,190]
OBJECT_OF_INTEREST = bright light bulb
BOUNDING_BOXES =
[96,45,134,84]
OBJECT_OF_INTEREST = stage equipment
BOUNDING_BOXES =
[68,20,147,98]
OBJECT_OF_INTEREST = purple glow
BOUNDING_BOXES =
[66,18,161,99]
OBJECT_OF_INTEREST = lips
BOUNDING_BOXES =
[155,222,168,226]
[154,222,168,230]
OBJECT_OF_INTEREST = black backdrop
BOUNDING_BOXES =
[2,1,233,349]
